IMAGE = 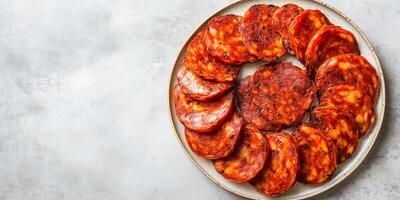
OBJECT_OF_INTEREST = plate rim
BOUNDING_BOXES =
[167,0,386,199]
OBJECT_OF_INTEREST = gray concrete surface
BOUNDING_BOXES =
[0,0,399,199]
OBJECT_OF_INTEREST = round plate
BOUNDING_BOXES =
[168,0,386,199]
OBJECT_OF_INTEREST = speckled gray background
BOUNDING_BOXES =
[0,0,399,199]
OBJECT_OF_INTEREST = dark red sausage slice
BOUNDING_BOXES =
[250,62,316,130]
[289,10,331,63]
[240,4,286,62]
[173,85,234,133]
[204,15,256,64]
[251,132,299,196]
[236,76,279,130]
[318,84,375,137]
[177,62,233,101]
[185,112,243,159]
[311,106,358,163]
[294,123,337,184]
[213,124,268,183]
[305,26,360,76]
[185,31,241,82]
[272,3,304,55]
[315,54,379,102]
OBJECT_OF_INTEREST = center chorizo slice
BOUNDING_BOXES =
[213,124,268,183]
[185,112,243,160]
[173,85,233,133]
[318,84,375,138]
[272,3,304,55]
[240,4,286,62]
[204,15,256,64]
[185,31,241,82]
[236,77,279,130]
[315,54,379,102]
[251,132,299,196]
[250,62,316,130]
[311,106,358,163]
[177,62,233,101]
[294,123,337,184]
[289,10,331,63]
[305,26,360,76]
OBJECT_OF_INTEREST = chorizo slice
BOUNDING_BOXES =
[213,124,268,183]
[236,77,279,130]
[294,123,337,184]
[251,132,299,196]
[319,84,375,137]
[315,54,379,102]
[185,112,243,159]
[173,85,233,133]
[305,26,360,76]
[204,15,256,64]
[289,10,331,63]
[272,3,304,55]
[250,62,316,130]
[240,4,286,62]
[177,62,233,101]
[311,106,358,163]
[185,31,241,82]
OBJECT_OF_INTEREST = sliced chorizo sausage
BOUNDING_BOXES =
[173,85,234,133]
[240,4,286,62]
[315,54,379,102]
[294,123,337,184]
[213,124,268,183]
[305,26,360,76]
[185,112,243,159]
[251,132,299,196]
[204,15,256,64]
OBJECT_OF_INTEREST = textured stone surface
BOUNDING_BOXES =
[0,0,399,199]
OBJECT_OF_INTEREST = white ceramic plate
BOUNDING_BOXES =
[168,0,386,199]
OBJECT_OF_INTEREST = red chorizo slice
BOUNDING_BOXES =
[250,62,316,130]
[319,84,375,137]
[251,132,299,196]
[272,3,304,55]
[305,26,360,76]
[185,112,243,159]
[294,123,337,184]
[185,31,241,82]
[311,106,358,163]
[213,124,268,183]
[289,10,331,63]
[240,4,286,62]
[173,85,233,133]
[236,77,279,130]
[315,54,379,102]
[177,62,233,101]
[204,15,256,64]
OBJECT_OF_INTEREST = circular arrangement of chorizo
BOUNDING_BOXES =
[185,31,241,82]
[294,123,337,184]
[251,132,299,196]
[311,106,358,163]
[240,4,286,62]
[315,54,379,101]
[185,112,243,160]
[272,3,304,55]
[289,9,331,63]
[213,124,268,183]
[250,62,316,130]
[173,85,234,133]
[177,62,233,101]
[319,84,375,137]
[236,76,279,130]
[204,15,256,64]
[305,26,360,76]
